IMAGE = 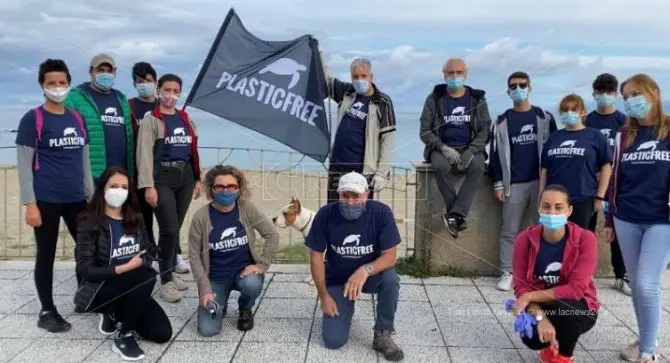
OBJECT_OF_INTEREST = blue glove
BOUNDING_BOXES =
[504,298,537,339]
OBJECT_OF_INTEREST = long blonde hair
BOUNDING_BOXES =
[621,74,670,147]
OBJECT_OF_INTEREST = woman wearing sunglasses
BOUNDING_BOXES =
[188,164,279,337]
[539,94,613,228]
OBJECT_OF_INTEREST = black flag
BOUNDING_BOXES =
[185,8,330,163]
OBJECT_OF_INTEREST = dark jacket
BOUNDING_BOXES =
[74,216,155,312]
[419,85,492,162]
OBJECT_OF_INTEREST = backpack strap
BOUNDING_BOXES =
[33,107,44,171]
[68,108,87,140]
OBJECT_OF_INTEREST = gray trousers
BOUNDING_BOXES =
[430,150,486,218]
[499,181,539,272]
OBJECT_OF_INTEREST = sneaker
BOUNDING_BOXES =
[237,308,254,331]
[37,309,71,333]
[174,254,190,274]
[456,215,469,232]
[151,260,159,272]
[539,346,558,363]
[614,278,632,296]
[442,214,459,238]
[172,275,189,291]
[112,331,146,361]
[159,281,184,303]
[372,330,404,361]
[620,341,659,362]
[640,353,657,363]
[554,354,574,363]
[98,313,118,335]
[496,272,513,291]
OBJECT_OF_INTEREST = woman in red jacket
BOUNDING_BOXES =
[511,184,599,363]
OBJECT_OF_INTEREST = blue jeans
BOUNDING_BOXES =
[614,217,670,355]
[197,273,264,337]
[322,269,400,349]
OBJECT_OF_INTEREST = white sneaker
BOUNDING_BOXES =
[175,254,190,274]
[640,353,657,363]
[614,278,632,296]
[496,272,513,291]
[151,261,159,272]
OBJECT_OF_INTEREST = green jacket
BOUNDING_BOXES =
[65,83,135,179]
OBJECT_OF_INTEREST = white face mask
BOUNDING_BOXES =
[104,187,128,208]
[44,87,70,103]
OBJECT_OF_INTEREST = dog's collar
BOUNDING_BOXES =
[297,213,314,233]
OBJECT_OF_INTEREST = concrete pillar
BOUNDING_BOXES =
[412,161,614,277]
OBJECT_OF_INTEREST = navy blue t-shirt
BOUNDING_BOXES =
[541,128,612,203]
[585,110,626,153]
[162,114,193,162]
[208,204,252,281]
[130,97,155,126]
[330,95,371,172]
[441,90,471,148]
[106,217,142,267]
[15,107,89,203]
[534,231,567,288]
[87,88,127,170]
[506,109,540,183]
[305,200,401,287]
[616,126,670,224]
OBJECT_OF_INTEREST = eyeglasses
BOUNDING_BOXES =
[508,83,528,90]
[212,184,239,192]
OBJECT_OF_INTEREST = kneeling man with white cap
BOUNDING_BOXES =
[306,171,404,361]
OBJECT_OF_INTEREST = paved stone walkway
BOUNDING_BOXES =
[0,261,669,362]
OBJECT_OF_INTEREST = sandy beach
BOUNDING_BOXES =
[0,165,416,262]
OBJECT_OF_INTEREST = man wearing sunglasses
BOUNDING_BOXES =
[489,71,557,291]
[419,58,492,238]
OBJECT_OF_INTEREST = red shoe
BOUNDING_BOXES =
[539,346,558,363]
[553,354,574,363]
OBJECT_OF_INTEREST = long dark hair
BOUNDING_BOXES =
[79,167,141,235]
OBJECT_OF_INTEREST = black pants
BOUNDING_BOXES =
[589,213,626,279]
[521,299,597,357]
[89,267,171,342]
[429,150,486,218]
[326,164,374,205]
[34,200,86,311]
[154,163,195,284]
[568,200,594,229]
[137,187,156,247]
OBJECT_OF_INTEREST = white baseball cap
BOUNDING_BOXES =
[337,172,368,195]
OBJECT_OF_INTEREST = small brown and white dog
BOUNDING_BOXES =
[272,197,317,284]
[272,197,413,285]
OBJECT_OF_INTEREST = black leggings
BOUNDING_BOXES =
[34,200,86,311]
[154,164,195,284]
[138,187,156,247]
[568,200,594,229]
[521,299,597,357]
[588,213,626,279]
[89,267,171,342]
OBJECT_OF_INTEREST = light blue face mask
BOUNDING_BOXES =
[214,191,239,207]
[445,77,464,90]
[352,79,370,95]
[624,95,651,119]
[136,82,155,98]
[594,93,616,108]
[559,111,581,126]
[509,88,528,103]
[538,213,568,231]
[95,72,115,90]
[339,201,366,220]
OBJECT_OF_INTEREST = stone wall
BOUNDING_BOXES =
[413,162,614,277]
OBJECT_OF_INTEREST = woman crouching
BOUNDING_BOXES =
[511,184,599,363]
[75,167,171,361]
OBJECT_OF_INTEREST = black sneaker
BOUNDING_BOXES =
[237,308,254,331]
[98,313,118,335]
[37,309,71,333]
[442,214,459,238]
[456,215,469,232]
[112,331,146,361]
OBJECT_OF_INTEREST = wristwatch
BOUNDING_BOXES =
[364,264,374,275]
[535,314,543,322]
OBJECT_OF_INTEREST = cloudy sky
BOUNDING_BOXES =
[1,0,669,158]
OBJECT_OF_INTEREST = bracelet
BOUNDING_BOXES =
[593,195,605,201]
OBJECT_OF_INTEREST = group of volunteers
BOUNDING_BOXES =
[13,47,670,362]
[415,57,668,363]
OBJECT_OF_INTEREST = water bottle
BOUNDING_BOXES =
[206,299,221,318]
